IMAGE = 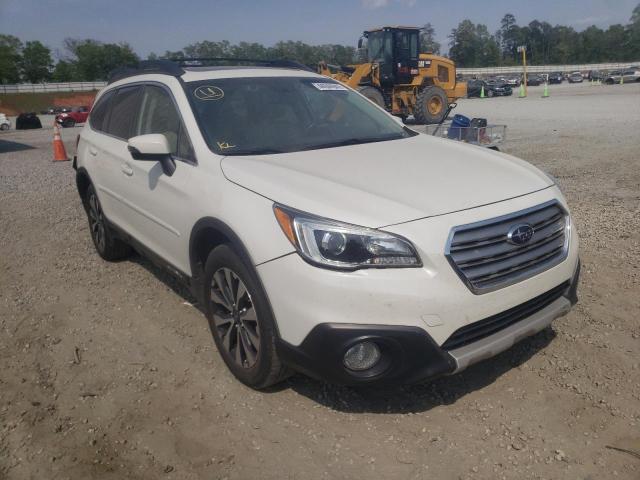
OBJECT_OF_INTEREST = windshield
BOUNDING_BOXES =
[186,76,415,156]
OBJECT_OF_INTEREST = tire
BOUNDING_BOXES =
[0,124,8,131]
[203,245,290,389]
[85,184,131,261]
[414,86,448,124]
[357,86,385,109]
[63,119,76,128]
[487,89,495,98]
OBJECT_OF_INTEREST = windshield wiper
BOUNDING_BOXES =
[299,135,404,152]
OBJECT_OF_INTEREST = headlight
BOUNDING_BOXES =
[273,205,421,270]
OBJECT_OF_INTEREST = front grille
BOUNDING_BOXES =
[441,281,569,351]
[446,200,569,294]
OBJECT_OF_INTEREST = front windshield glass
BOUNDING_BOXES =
[186,76,415,156]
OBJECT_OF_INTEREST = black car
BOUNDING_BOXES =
[526,75,544,86]
[15,112,42,130]
[467,79,513,98]
[548,72,563,84]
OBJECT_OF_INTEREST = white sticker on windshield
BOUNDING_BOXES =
[312,82,348,91]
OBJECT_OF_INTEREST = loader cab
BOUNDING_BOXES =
[362,27,419,86]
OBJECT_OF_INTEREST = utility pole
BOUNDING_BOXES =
[517,45,528,97]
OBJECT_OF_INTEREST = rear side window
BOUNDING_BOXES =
[105,85,142,139]
[89,90,114,132]
[134,85,195,161]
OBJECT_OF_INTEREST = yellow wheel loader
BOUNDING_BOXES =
[318,26,467,124]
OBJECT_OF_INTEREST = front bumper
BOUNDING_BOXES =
[276,262,580,386]
[260,189,580,385]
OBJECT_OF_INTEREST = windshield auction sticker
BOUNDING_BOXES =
[194,85,224,100]
[312,83,348,91]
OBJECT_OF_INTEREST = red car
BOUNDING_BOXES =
[56,106,90,127]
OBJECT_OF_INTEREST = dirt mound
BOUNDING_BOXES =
[53,93,97,108]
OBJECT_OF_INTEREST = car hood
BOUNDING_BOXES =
[220,134,553,227]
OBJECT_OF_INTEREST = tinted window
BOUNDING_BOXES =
[106,85,142,139]
[134,85,194,161]
[89,90,114,132]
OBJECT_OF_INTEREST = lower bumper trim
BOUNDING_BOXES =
[448,296,571,373]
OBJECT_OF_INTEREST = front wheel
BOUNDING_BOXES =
[0,124,9,131]
[414,86,448,124]
[203,245,290,389]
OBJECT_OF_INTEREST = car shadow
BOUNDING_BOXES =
[124,250,556,414]
[0,139,36,154]
[275,328,555,414]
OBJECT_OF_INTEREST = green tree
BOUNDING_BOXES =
[64,38,138,80]
[449,20,480,67]
[419,23,441,54]
[0,34,22,84]
[627,2,640,59]
[499,13,520,63]
[449,20,500,67]
[19,40,52,83]
[51,60,76,81]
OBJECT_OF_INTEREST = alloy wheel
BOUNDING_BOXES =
[88,192,106,252]
[210,268,260,369]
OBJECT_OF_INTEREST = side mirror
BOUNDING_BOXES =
[127,134,176,177]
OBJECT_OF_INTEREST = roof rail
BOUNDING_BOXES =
[172,57,314,72]
[107,57,314,85]
[108,60,185,84]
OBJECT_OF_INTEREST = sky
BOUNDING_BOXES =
[0,0,637,59]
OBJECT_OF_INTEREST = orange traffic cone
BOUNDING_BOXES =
[53,123,69,162]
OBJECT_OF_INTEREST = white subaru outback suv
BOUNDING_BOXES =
[74,60,580,389]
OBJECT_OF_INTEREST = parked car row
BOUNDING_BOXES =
[464,66,639,89]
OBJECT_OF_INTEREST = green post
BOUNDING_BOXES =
[542,82,549,98]
[518,83,526,98]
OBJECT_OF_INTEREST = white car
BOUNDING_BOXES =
[74,60,580,388]
[0,113,11,131]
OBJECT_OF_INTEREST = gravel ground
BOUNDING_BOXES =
[1,82,639,480]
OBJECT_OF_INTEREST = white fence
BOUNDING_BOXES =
[1,60,639,91]
[458,61,640,76]
[0,81,106,94]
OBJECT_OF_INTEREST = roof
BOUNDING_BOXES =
[107,58,316,84]
[181,66,321,82]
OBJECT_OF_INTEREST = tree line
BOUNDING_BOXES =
[449,4,640,67]
[1,2,638,83]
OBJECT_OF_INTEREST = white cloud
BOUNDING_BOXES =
[361,0,416,9]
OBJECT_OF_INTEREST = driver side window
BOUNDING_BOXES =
[135,85,195,162]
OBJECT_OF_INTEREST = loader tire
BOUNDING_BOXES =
[357,86,385,109]
[414,86,448,124]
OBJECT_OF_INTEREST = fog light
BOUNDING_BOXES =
[343,341,381,371]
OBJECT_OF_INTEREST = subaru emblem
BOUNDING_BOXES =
[507,224,535,245]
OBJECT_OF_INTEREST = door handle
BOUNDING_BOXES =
[89,147,98,156]
[121,163,134,176]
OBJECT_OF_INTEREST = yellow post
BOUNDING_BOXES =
[522,48,528,97]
